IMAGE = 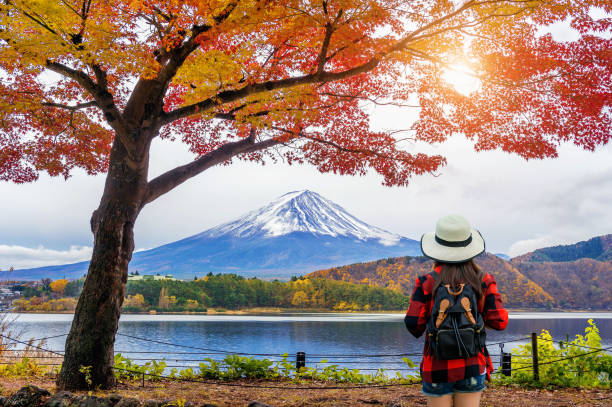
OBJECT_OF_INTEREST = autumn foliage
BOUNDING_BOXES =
[309,252,612,310]
[1,1,610,186]
[50,278,69,295]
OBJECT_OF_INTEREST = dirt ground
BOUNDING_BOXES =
[0,377,609,407]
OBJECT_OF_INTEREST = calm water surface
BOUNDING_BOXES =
[6,312,611,374]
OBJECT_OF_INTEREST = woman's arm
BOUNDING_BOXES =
[481,273,509,330]
[404,275,431,338]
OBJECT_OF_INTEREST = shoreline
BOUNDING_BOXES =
[7,307,612,315]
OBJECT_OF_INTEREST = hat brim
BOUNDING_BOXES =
[420,229,485,263]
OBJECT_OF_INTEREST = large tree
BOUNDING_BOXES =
[1,0,609,389]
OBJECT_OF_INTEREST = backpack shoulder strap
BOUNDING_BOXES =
[428,269,442,302]
[478,273,487,312]
[429,269,440,283]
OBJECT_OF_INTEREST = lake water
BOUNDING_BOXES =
[4,312,611,375]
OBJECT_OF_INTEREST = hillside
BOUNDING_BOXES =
[513,234,612,263]
[511,258,612,309]
[308,253,557,309]
[506,234,612,309]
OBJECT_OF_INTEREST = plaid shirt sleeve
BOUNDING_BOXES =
[480,273,508,330]
[404,274,433,338]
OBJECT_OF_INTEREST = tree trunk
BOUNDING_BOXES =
[56,138,148,390]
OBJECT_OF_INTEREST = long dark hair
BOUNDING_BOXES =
[433,259,484,300]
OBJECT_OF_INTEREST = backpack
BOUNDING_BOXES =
[425,271,486,360]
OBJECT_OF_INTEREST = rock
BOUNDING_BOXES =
[0,396,7,407]
[44,392,77,407]
[247,402,274,407]
[114,399,139,407]
[73,396,111,407]
[6,386,51,407]
[105,395,122,406]
[200,404,218,407]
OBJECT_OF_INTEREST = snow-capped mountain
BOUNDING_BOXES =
[12,190,420,280]
[204,190,401,245]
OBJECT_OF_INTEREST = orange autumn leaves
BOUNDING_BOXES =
[1,1,610,185]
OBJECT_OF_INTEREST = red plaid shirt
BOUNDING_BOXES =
[404,266,508,383]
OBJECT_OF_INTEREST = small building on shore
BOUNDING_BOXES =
[127,274,179,281]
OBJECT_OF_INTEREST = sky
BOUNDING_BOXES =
[2,118,611,270]
[1,12,611,271]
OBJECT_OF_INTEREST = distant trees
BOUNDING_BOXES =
[122,294,147,312]
[64,279,85,297]
[12,297,77,312]
[40,279,52,291]
[122,274,408,312]
[50,279,69,296]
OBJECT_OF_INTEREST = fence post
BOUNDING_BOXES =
[142,372,145,388]
[296,352,306,370]
[531,332,539,382]
[501,352,512,376]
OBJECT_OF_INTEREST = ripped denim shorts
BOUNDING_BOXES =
[422,373,486,397]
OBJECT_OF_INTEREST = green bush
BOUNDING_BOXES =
[0,357,47,377]
[494,319,611,388]
[113,353,167,381]
[113,353,419,384]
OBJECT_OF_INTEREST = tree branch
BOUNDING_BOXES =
[159,0,536,127]
[45,60,132,149]
[320,92,420,107]
[46,61,97,94]
[144,134,279,205]
[270,125,415,162]
[159,2,484,125]
[123,1,239,129]
[316,20,335,75]
[160,56,381,125]
[42,101,97,111]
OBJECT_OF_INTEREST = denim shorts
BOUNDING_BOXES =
[422,373,486,397]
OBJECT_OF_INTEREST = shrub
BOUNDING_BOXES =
[494,319,611,388]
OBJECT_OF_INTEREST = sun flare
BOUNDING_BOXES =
[442,64,481,95]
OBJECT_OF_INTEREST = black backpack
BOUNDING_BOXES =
[426,272,486,360]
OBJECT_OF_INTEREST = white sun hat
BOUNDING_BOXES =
[420,214,485,263]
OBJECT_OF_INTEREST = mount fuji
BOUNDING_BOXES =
[11,190,421,280]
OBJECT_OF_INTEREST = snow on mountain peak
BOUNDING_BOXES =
[204,190,402,245]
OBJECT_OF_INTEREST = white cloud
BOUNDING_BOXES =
[508,236,566,258]
[0,245,92,270]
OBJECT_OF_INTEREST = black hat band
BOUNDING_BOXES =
[435,234,473,247]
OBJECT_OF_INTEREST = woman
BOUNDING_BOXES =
[405,214,508,407]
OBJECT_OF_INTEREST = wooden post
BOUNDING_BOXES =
[296,352,306,370]
[142,372,145,387]
[531,332,539,382]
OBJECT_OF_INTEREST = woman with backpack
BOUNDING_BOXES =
[405,214,508,407]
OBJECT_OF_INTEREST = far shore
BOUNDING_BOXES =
[7,307,612,315]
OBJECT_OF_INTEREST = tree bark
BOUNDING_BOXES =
[56,137,149,390]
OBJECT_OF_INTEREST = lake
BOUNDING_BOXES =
[4,312,611,375]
